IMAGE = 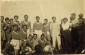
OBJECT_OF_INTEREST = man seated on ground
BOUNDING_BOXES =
[38,34,52,52]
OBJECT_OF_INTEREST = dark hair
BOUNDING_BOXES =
[78,13,83,17]
[52,16,56,19]
[13,24,18,28]
[22,25,27,28]
[71,13,76,15]
[33,34,37,36]
[63,17,68,20]
[5,17,9,21]
[41,34,45,37]
[14,15,19,18]
[36,16,40,18]
[24,15,28,17]
[44,18,48,21]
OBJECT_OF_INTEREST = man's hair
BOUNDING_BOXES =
[44,18,48,21]
[63,17,68,20]
[41,34,45,37]
[33,34,37,36]
[36,16,40,18]
[78,13,83,17]
[13,24,18,28]
[14,15,19,18]
[24,15,28,17]
[5,17,9,21]
[71,13,76,15]
[22,25,27,28]
[52,16,56,19]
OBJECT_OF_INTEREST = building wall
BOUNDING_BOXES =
[1,0,84,23]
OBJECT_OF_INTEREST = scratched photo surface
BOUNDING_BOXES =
[0,0,85,55]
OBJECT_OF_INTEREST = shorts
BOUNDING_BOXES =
[10,39,21,49]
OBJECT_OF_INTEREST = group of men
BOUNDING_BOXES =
[1,13,85,55]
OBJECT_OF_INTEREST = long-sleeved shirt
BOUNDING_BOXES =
[43,23,50,33]
[20,20,31,29]
[20,29,27,41]
[11,31,20,40]
[33,22,43,32]
[50,22,60,35]
[61,22,71,30]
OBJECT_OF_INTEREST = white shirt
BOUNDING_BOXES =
[62,22,71,30]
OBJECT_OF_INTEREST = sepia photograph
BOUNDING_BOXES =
[0,0,85,55]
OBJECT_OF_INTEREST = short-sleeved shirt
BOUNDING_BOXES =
[33,22,43,31]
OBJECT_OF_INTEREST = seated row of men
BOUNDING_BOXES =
[1,13,85,55]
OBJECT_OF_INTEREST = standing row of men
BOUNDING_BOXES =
[1,13,85,54]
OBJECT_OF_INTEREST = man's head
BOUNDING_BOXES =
[22,25,27,31]
[33,34,37,40]
[71,13,76,20]
[63,17,68,23]
[1,16,4,21]
[41,34,45,40]
[14,15,19,21]
[24,15,28,21]
[10,18,13,23]
[13,25,18,31]
[36,16,40,22]
[52,16,56,22]
[44,19,48,24]
[5,17,9,23]
[78,13,83,18]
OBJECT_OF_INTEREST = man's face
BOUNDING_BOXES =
[34,35,37,39]
[23,26,27,31]
[6,20,9,23]
[44,19,48,23]
[41,36,44,40]
[63,19,68,23]
[10,19,13,23]
[71,14,76,20]
[52,17,56,22]
[14,17,18,21]
[36,18,40,22]
[24,15,28,21]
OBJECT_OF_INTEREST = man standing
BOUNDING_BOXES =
[21,15,31,37]
[43,19,51,45]
[70,13,79,52]
[50,16,61,50]
[13,15,20,31]
[33,16,43,39]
